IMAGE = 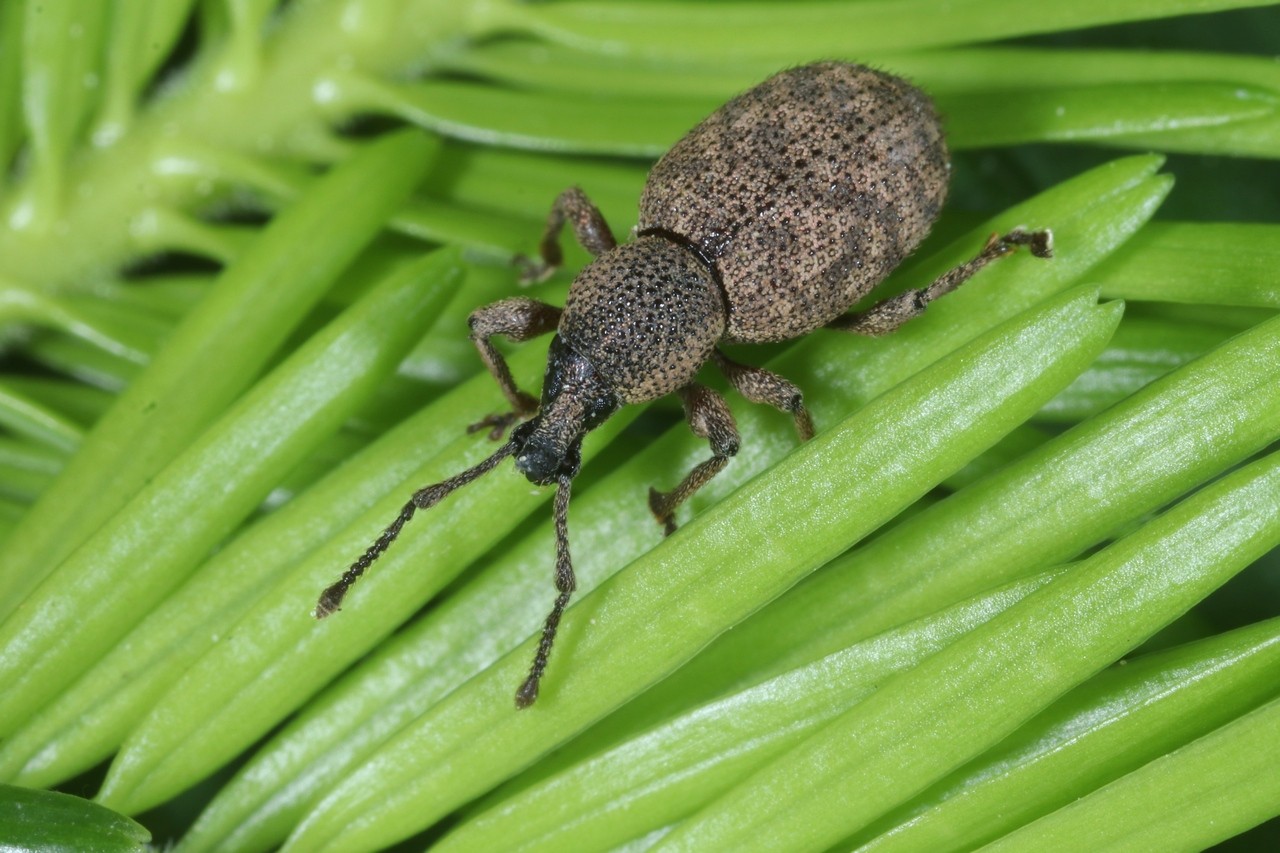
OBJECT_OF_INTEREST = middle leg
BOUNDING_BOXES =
[712,350,815,441]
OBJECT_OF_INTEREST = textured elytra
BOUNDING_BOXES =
[560,236,725,403]
[637,61,949,344]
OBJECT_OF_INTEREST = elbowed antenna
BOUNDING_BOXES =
[313,440,518,619]
[516,471,575,709]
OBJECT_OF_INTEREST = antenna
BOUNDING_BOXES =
[314,440,517,619]
[516,472,575,709]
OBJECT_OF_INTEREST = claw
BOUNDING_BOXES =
[468,411,522,441]
[468,389,539,441]
[513,254,558,287]
[997,227,1055,259]
[647,486,678,537]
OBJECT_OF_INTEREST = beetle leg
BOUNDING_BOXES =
[827,227,1053,336]
[516,186,618,284]
[649,384,740,536]
[468,297,563,440]
[712,350,815,441]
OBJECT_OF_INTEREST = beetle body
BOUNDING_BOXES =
[317,61,1051,708]
[639,60,949,344]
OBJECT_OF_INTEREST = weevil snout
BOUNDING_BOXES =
[510,335,620,486]
[511,419,582,486]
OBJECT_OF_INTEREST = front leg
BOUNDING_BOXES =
[468,297,562,440]
[517,186,619,284]
[649,384,740,536]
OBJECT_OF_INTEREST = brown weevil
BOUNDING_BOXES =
[314,61,1052,708]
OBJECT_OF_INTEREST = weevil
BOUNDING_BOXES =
[314,61,1052,708]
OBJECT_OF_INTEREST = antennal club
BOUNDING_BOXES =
[314,440,516,619]
[516,472,575,709]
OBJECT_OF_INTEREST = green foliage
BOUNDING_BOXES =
[0,0,1276,849]
[0,784,147,852]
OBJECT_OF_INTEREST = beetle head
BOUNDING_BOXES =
[512,335,620,485]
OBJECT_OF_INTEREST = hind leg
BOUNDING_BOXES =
[828,228,1053,336]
